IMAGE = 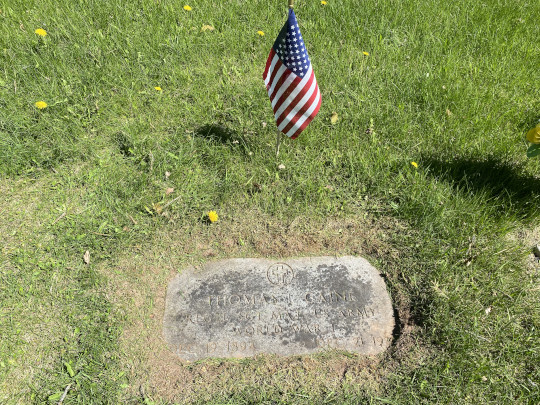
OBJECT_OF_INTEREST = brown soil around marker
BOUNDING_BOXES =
[99,210,424,402]
[508,225,540,274]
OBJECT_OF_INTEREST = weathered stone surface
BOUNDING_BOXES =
[163,256,394,361]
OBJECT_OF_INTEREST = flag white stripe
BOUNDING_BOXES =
[270,73,295,109]
[270,74,296,109]
[264,54,280,87]
[276,74,318,128]
[271,65,312,111]
[267,65,287,99]
[285,87,321,137]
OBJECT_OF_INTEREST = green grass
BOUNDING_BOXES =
[1,0,539,403]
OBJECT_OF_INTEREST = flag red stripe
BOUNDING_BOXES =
[290,95,321,139]
[264,55,280,90]
[267,65,288,101]
[266,59,284,92]
[290,92,321,137]
[270,74,302,113]
[281,81,320,135]
[271,66,313,115]
[275,70,315,126]
[263,49,276,82]
[269,69,293,102]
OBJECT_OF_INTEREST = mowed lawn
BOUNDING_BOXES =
[1,0,539,403]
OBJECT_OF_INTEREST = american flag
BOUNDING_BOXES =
[263,9,321,139]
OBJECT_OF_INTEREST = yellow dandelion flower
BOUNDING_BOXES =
[183,5,192,11]
[321,1,327,4]
[208,211,219,223]
[411,161,418,168]
[35,101,48,109]
[362,51,370,56]
[154,86,162,91]
[35,28,47,37]
[257,31,265,36]
[526,123,540,144]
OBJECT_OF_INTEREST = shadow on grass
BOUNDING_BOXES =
[195,124,242,144]
[194,123,254,158]
[195,124,236,142]
[423,155,540,220]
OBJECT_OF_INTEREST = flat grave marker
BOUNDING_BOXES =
[163,256,394,361]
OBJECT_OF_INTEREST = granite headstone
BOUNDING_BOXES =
[163,256,394,361]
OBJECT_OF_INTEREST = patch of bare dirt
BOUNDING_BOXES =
[508,225,540,274]
[100,210,422,402]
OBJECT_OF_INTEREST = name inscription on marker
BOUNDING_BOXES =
[163,256,394,361]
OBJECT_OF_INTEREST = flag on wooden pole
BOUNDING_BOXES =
[263,8,321,139]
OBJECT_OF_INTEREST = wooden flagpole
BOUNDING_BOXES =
[276,0,295,156]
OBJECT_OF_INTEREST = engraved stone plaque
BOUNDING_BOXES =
[163,256,394,361]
